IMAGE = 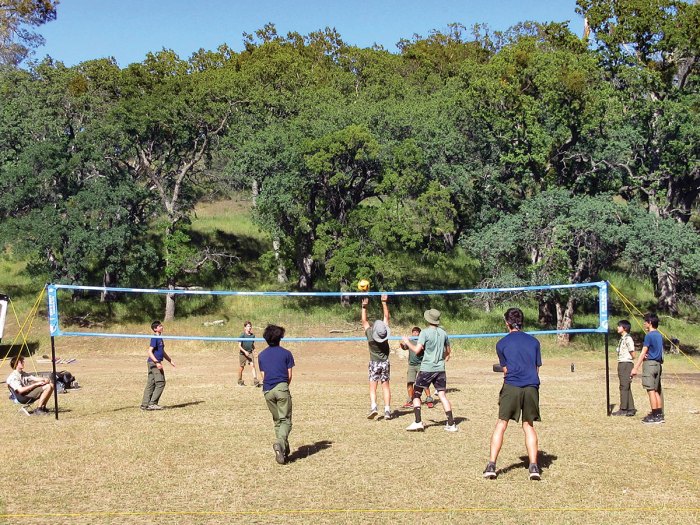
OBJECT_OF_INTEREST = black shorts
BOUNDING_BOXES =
[414,371,446,392]
[498,383,540,423]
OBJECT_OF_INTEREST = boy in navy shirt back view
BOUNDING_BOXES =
[258,324,295,464]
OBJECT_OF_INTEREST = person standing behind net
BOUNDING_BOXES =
[401,309,457,432]
[258,324,295,465]
[401,326,435,409]
[483,308,542,480]
[140,320,175,411]
[361,294,392,420]
[237,321,260,387]
[611,319,636,416]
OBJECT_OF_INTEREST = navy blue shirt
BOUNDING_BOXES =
[258,345,295,391]
[148,337,165,363]
[643,330,664,363]
[496,331,542,388]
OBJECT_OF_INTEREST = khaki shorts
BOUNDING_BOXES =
[406,364,421,383]
[642,360,662,392]
[498,383,540,423]
[239,352,253,367]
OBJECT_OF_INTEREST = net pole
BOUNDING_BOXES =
[605,331,610,416]
[50,335,59,420]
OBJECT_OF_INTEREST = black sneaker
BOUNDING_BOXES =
[642,413,663,424]
[625,409,637,417]
[611,410,628,416]
[33,407,50,415]
[528,464,541,481]
[482,462,497,479]
[273,443,286,465]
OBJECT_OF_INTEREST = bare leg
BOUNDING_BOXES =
[648,390,662,410]
[437,390,451,413]
[407,383,414,401]
[381,380,391,407]
[522,421,539,465]
[369,380,378,407]
[38,383,54,408]
[237,365,244,383]
[489,419,509,463]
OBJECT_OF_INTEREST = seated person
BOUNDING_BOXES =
[6,356,54,415]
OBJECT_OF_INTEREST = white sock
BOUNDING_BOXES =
[384,405,390,413]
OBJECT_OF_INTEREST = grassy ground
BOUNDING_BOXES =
[0,337,698,525]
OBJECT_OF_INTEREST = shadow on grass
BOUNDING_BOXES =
[166,401,205,409]
[498,450,558,475]
[286,440,333,463]
[423,415,468,429]
[0,342,41,359]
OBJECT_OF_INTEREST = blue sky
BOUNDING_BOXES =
[38,1,584,67]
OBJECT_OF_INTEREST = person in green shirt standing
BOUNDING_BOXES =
[401,309,457,432]
[237,321,260,387]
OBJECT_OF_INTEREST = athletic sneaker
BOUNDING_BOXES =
[367,407,378,419]
[642,413,665,424]
[384,410,393,420]
[426,401,434,409]
[139,405,149,411]
[237,380,245,387]
[611,410,628,416]
[625,409,637,417]
[33,407,50,415]
[147,404,164,411]
[444,423,458,432]
[425,396,435,404]
[528,464,541,481]
[253,380,261,388]
[402,401,413,408]
[273,443,286,465]
[406,421,425,431]
[482,462,497,479]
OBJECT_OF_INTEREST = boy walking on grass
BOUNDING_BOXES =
[258,324,295,465]
[238,321,260,387]
[401,309,457,432]
[631,312,664,424]
[612,320,636,416]
[361,295,392,420]
[140,320,175,411]
[483,308,542,480]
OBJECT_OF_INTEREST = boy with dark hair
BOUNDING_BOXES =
[401,308,457,432]
[237,321,260,387]
[140,320,175,411]
[258,324,295,465]
[361,295,392,420]
[631,313,664,424]
[483,308,542,481]
[6,356,54,415]
[401,326,435,409]
[612,320,636,416]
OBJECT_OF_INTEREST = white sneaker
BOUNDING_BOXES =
[406,421,425,431]
[444,423,458,432]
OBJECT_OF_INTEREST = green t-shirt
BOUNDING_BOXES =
[408,344,423,366]
[418,326,449,372]
[366,327,390,362]
[239,332,255,353]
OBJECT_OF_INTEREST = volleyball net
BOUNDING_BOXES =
[47,281,609,343]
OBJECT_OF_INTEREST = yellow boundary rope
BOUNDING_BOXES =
[0,287,46,375]
[0,507,698,519]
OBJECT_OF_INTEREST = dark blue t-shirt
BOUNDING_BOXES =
[496,331,542,388]
[643,330,663,363]
[148,337,165,363]
[258,345,295,391]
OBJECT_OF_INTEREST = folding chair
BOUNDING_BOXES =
[7,383,36,416]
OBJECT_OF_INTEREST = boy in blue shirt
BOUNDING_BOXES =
[483,308,542,481]
[140,320,175,411]
[631,313,664,424]
[258,324,295,465]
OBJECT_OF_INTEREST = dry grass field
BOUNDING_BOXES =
[1,334,699,525]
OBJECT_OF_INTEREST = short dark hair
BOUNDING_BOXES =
[504,308,524,330]
[10,356,24,369]
[411,326,421,333]
[643,312,659,329]
[244,321,252,327]
[151,320,162,331]
[263,324,285,346]
[617,320,631,332]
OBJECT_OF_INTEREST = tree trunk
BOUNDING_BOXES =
[273,238,287,284]
[252,178,259,207]
[297,254,314,290]
[164,281,176,322]
[555,296,576,346]
[340,278,350,307]
[538,296,555,326]
[100,270,113,303]
[655,267,678,314]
